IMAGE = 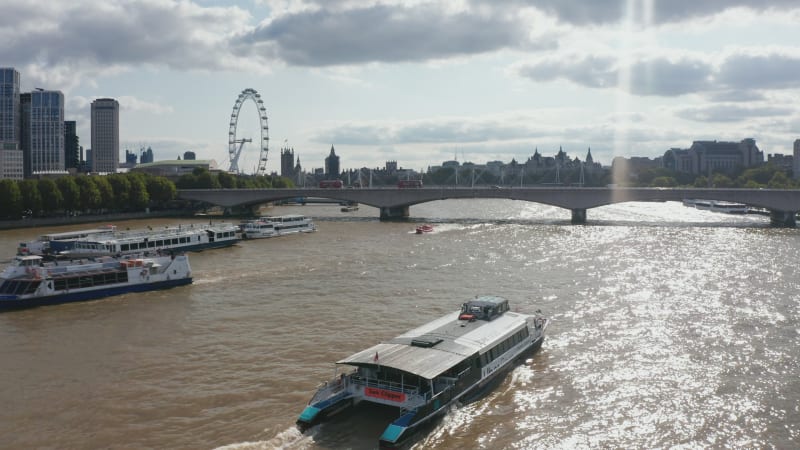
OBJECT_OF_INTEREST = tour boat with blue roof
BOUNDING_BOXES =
[0,253,192,310]
[296,295,549,449]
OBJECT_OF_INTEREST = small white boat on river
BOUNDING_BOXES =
[241,215,315,239]
[296,295,549,449]
[683,199,748,214]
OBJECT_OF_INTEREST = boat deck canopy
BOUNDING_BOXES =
[337,307,530,380]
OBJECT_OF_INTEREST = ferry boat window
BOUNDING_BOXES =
[54,278,66,290]
[67,278,80,289]
[121,244,130,251]
[148,241,156,248]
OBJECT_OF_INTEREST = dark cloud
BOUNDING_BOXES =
[716,53,800,91]
[474,0,800,25]
[517,56,713,96]
[705,90,767,102]
[677,104,795,122]
[518,50,800,98]
[0,1,247,71]
[313,119,543,146]
[517,55,618,88]
[241,4,536,66]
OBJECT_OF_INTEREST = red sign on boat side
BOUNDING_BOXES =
[365,387,406,402]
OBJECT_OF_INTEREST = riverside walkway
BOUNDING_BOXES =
[177,186,800,226]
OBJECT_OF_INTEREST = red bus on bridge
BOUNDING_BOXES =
[319,180,343,188]
[397,179,423,188]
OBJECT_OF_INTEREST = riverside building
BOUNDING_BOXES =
[91,98,119,174]
[0,68,23,179]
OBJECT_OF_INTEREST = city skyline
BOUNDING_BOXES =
[2,1,799,174]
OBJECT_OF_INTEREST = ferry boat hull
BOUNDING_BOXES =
[0,254,192,311]
[0,277,191,310]
[296,296,549,449]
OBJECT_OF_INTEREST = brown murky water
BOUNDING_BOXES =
[0,201,798,449]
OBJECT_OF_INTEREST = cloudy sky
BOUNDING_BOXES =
[3,0,800,173]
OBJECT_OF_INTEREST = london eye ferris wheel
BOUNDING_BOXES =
[228,88,269,175]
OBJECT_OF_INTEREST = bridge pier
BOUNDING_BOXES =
[769,210,797,227]
[571,208,587,224]
[380,205,410,220]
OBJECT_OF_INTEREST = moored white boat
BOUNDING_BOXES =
[683,199,748,214]
[59,223,239,258]
[17,225,117,256]
[296,295,549,449]
[709,201,748,214]
[241,221,277,239]
[0,253,192,310]
[241,215,315,239]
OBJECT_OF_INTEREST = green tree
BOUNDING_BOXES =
[743,179,763,189]
[146,176,176,208]
[693,176,708,188]
[38,179,63,213]
[56,176,80,213]
[0,179,22,219]
[75,176,102,212]
[651,176,677,187]
[18,179,42,215]
[107,174,131,209]
[738,165,781,186]
[196,170,221,189]
[93,176,115,211]
[176,173,198,189]
[711,173,734,188]
[768,171,791,189]
[271,176,294,188]
[128,174,150,210]
[217,171,237,189]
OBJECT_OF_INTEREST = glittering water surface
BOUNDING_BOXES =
[0,200,798,449]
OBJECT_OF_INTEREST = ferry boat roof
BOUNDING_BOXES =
[337,296,530,380]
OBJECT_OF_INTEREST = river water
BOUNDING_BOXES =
[0,200,798,449]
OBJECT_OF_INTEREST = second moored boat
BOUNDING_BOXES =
[241,215,315,239]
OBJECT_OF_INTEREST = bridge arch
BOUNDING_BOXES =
[177,187,800,226]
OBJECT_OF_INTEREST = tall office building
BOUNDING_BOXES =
[0,68,23,179]
[91,98,119,173]
[64,120,79,170]
[0,68,20,144]
[21,89,65,177]
[793,139,800,179]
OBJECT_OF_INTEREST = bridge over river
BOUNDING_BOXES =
[177,186,800,227]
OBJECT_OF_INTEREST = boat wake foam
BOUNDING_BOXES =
[214,427,314,450]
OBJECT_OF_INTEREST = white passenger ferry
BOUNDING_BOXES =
[241,215,315,239]
[683,199,748,214]
[296,296,549,449]
[60,223,239,258]
[0,253,192,310]
[17,225,117,256]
